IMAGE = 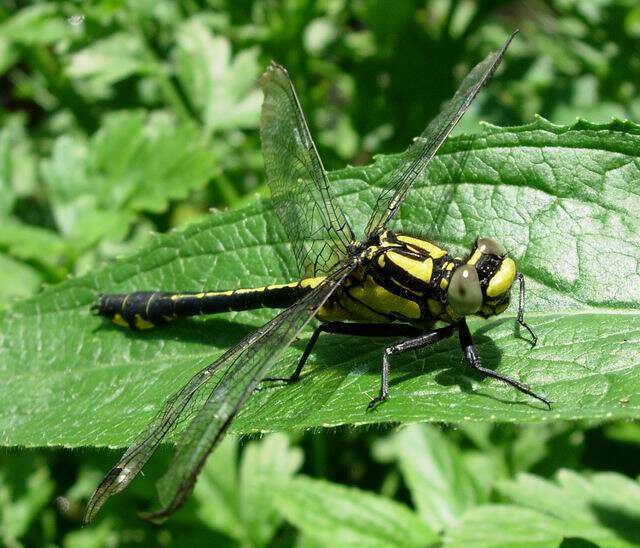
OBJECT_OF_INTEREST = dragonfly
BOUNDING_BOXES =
[85,30,546,524]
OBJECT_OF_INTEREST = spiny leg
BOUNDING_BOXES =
[264,322,424,383]
[367,324,457,411]
[516,272,537,346]
[458,319,550,408]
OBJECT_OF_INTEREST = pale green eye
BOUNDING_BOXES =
[448,265,482,315]
[476,237,506,257]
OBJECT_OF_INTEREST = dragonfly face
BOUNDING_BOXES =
[448,237,516,319]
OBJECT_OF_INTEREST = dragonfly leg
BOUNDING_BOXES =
[458,319,550,408]
[367,324,457,411]
[516,272,537,346]
[264,322,423,383]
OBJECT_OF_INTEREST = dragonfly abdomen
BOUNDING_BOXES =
[93,278,325,330]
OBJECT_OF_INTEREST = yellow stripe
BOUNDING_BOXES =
[135,315,155,330]
[486,258,516,297]
[348,276,421,320]
[112,313,129,328]
[300,276,326,289]
[386,251,433,284]
[395,235,447,258]
[467,249,482,266]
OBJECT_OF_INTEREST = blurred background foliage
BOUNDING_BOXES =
[1,0,640,545]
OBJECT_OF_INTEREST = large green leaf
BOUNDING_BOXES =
[2,118,640,448]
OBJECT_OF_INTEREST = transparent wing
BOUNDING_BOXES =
[83,263,355,524]
[365,31,517,237]
[261,62,355,277]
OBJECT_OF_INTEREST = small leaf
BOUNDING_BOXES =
[67,32,148,92]
[0,253,42,301]
[192,433,302,544]
[374,423,480,531]
[174,17,262,134]
[0,4,68,45]
[192,437,242,539]
[239,434,303,546]
[273,476,438,547]
[41,111,215,248]
[0,220,70,271]
[449,470,640,546]
[445,504,567,547]
[494,470,640,546]
[0,453,54,544]
[0,115,37,215]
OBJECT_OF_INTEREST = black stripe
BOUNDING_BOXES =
[369,265,423,305]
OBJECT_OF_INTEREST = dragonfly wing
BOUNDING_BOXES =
[365,31,517,237]
[261,62,355,277]
[84,263,355,524]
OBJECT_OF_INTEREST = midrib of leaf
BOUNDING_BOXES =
[2,117,640,448]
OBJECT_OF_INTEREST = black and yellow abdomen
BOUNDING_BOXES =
[94,278,325,330]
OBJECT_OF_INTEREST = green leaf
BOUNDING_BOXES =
[0,453,54,545]
[0,4,68,45]
[374,424,481,531]
[238,433,303,546]
[444,504,568,547]
[0,220,70,273]
[67,32,149,95]
[0,253,43,301]
[41,111,215,248]
[273,476,438,547]
[192,433,302,544]
[3,119,640,448]
[191,437,242,539]
[0,115,37,215]
[174,17,262,134]
[448,470,640,547]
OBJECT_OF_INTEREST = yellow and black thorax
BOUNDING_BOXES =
[318,231,516,325]
[317,231,458,325]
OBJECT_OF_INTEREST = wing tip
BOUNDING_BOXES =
[82,465,132,525]
[504,29,519,50]
[260,60,288,87]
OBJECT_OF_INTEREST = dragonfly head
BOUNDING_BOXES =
[447,238,516,318]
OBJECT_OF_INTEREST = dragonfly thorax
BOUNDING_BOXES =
[319,232,517,325]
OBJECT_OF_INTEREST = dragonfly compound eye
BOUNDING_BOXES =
[476,237,506,257]
[448,264,482,315]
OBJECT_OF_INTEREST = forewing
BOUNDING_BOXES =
[83,263,355,524]
[261,62,355,277]
[365,31,517,236]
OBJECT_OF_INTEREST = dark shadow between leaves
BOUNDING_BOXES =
[590,502,640,545]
